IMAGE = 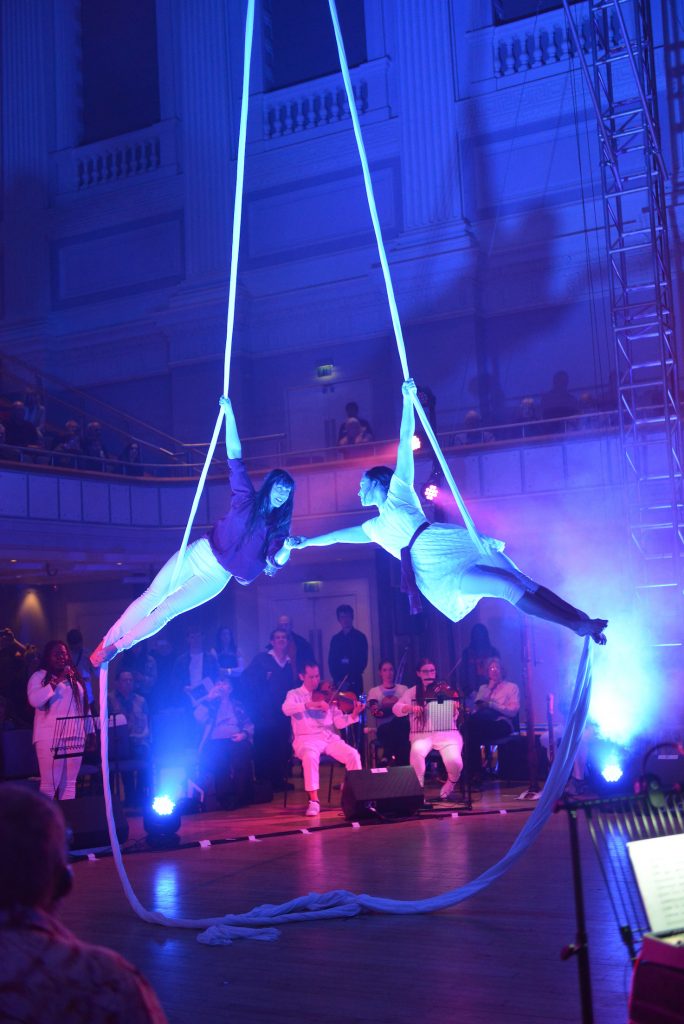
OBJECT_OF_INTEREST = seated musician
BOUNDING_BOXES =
[281,659,363,817]
[392,657,463,800]
[366,659,410,766]
[463,656,520,782]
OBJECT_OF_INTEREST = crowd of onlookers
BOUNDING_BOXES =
[0,395,146,475]
[0,362,623,482]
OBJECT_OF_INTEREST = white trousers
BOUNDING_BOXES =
[105,538,231,651]
[35,742,82,800]
[410,731,464,787]
[293,733,361,793]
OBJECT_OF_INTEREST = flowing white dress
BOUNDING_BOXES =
[361,474,521,622]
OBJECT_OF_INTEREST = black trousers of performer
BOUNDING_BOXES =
[376,717,411,766]
[463,708,514,778]
[200,738,253,809]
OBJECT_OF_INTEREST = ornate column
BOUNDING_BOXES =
[0,0,52,322]
[390,0,468,238]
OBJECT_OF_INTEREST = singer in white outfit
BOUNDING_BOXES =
[27,641,91,800]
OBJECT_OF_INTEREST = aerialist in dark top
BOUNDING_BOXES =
[292,380,608,645]
[92,396,297,667]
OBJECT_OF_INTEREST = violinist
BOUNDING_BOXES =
[366,660,410,766]
[281,660,363,817]
[392,658,463,800]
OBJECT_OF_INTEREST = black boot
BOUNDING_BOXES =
[516,589,608,644]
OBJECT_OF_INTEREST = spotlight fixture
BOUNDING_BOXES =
[143,795,182,849]
[422,468,443,503]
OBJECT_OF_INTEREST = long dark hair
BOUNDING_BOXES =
[365,465,393,494]
[40,640,84,714]
[415,656,436,708]
[244,469,295,547]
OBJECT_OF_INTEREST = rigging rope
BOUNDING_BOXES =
[326,0,486,556]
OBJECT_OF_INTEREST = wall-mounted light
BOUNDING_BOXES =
[316,363,335,379]
[303,581,322,593]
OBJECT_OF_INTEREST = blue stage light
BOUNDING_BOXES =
[143,794,182,848]
[601,762,624,784]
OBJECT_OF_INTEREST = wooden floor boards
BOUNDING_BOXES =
[57,783,631,1024]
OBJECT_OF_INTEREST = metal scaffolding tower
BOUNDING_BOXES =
[566,0,683,650]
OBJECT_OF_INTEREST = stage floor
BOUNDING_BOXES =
[59,779,631,1024]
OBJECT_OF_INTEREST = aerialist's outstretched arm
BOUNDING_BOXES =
[295,525,370,550]
[219,395,241,459]
[395,378,417,486]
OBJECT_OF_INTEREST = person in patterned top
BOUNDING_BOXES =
[0,784,167,1024]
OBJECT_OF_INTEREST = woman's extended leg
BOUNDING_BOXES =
[94,539,230,662]
[459,559,608,644]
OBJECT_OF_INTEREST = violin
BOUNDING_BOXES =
[424,682,459,703]
[312,681,361,715]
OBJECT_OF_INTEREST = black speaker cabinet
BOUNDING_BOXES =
[60,794,129,849]
[341,766,423,821]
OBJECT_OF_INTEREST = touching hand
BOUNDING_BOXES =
[290,536,308,549]
[402,378,417,399]
[219,395,232,410]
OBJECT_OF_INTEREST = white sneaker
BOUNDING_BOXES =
[305,800,321,817]
[440,780,456,800]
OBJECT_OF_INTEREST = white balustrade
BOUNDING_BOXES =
[491,3,615,79]
[53,119,180,196]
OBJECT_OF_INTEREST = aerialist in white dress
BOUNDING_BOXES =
[292,380,607,644]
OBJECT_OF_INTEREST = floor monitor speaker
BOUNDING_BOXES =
[60,794,129,849]
[341,766,423,821]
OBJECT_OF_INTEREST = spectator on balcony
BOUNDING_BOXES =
[412,383,436,454]
[23,386,46,439]
[541,370,578,430]
[53,419,83,469]
[4,401,40,450]
[453,409,495,446]
[338,402,374,446]
[514,395,543,439]
[119,439,145,477]
[82,421,111,472]
[0,422,15,461]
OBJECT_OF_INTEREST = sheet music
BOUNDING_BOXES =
[627,833,684,934]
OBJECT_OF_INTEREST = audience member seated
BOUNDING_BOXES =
[82,420,111,472]
[52,419,83,469]
[0,784,168,1023]
[393,657,463,802]
[514,395,543,438]
[4,400,40,449]
[463,656,520,783]
[453,409,495,446]
[108,667,151,808]
[196,672,254,809]
[456,623,500,711]
[366,659,410,766]
[240,627,294,793]
[119,440,145,477]
[282,660,363,816]
[337,401,374,445]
